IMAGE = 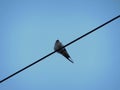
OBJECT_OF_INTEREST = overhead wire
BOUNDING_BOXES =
[0,15,120,83]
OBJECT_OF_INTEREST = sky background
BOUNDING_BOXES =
[0,0,120,90]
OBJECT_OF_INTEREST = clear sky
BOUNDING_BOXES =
[0,0,120,90]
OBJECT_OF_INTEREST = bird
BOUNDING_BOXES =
[54,40,74,63]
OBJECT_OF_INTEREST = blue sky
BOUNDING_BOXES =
[0,0,120,90]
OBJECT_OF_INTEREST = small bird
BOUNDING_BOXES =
[54,40,74,63]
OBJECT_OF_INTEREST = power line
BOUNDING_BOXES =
[0,15,120,83]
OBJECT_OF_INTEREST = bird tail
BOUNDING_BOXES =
[67,58,74,63]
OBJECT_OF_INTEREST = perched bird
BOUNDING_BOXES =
[54,40,74,63]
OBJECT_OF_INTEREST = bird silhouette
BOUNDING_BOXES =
[54,40,74,63]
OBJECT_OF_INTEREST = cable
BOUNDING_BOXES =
[0,15,120,83]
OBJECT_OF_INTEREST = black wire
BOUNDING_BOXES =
[0,15,120,83]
